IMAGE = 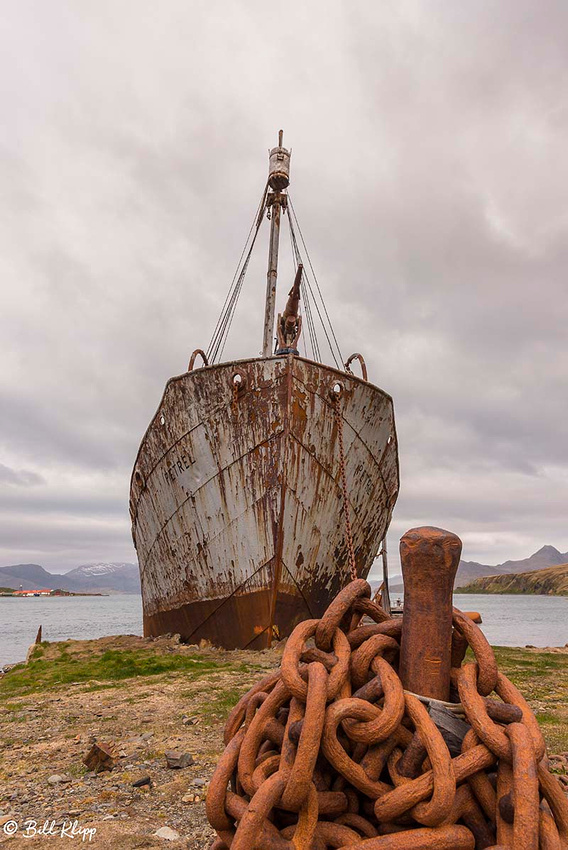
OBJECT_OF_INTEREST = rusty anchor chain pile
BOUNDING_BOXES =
[206,527,568,850]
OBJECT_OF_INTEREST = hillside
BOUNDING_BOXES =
[65,562,140,594]
[457,545,568,585]
[456,563,568,596]
[0,564,61,591]
[387,544,568,592]
[0,562,140,594]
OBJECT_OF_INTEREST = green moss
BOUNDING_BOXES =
[489,647,568,752]
[0,649,248,701]
[199,685,246,721]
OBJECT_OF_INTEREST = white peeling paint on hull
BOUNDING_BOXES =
[130,355,399,648]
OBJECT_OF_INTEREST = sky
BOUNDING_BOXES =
[1,0,567,575]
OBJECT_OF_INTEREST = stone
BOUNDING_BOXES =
[47,774,72,785]
[165,751,194,770]
[190,777,207,787]
[154,826,181,841]
[83,741,118,773]
[132,776,152,788]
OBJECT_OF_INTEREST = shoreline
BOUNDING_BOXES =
[0,592,108,598]
[456,588,568,596]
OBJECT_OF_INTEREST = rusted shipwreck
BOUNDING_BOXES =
[129,133,400,649]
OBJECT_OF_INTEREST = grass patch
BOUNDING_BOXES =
[197,685,247,721]
[0,649,249,701]
[489,647,568,753]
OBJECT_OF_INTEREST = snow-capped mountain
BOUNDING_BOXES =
[64,562,140,593]
[0,562,140,594]
[70,562,137,577]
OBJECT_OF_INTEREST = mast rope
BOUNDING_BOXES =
[287,214,321,362]
[205,182,343,370]
[287,212,329,364]
[288,195,344,369]
[206,181,269,364]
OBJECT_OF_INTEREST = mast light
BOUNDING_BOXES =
[268,129,291,191]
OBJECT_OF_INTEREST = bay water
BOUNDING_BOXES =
[0,595,143,668]
[0,593,566,668]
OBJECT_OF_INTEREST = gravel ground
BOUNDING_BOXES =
[0,636,566,849]
[0,635,282,849]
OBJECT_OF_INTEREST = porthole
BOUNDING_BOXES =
[231,372,247,392]
[330,381,343,400]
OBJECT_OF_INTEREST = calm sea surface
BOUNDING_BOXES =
[0,595,143,667]
[0,593,566,668]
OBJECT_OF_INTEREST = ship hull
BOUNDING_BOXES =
[130,355,399,649]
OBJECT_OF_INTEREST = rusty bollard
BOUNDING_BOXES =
[399,526,462,701]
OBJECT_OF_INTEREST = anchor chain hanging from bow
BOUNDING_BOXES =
[332,392,358,584]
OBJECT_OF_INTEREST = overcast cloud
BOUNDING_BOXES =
[1,0,567,574]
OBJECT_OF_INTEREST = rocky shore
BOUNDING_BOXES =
[0,635,566,848]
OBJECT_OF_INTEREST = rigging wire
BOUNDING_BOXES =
[287,213,320,362]
[205,182,343,369]
[208,183,267,363]
[304,281,321,363]
[288,216,321,363]
[288,194,344,368]
[288,205,338,368]
[206,181,268,363]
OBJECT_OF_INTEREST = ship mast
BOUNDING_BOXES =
[262,130,291,357]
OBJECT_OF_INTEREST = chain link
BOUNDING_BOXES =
[208,578,566,849]
[333,396,358,582]
[231,380,240,417]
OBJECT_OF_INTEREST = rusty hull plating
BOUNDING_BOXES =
[130,354,399,649]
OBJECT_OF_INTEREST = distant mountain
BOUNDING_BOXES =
[68,562,135,577]
[65,563,140,594]
[0,564,57,591]
[456,563,568,596]
[387,545,568,593]
[457,546,568,585]
[0,562,140,594]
